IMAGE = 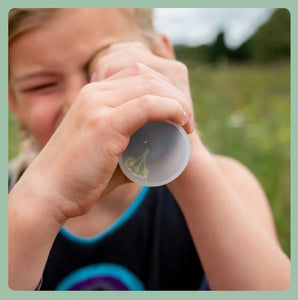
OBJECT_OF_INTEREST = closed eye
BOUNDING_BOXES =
[22,82,58,94]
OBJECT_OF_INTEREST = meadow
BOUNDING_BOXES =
[188,61,290,256]
[8,61,291,257]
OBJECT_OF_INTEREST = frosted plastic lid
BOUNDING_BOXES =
[119,121,190,186]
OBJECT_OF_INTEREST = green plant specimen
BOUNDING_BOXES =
[125,148,150,179]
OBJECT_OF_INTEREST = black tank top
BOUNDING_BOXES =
[39,186,208,290]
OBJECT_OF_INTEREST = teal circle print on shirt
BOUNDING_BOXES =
[55,263,145,290]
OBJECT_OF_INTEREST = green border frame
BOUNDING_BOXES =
[2,1,297,299]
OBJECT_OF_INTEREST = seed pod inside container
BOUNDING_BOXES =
[119,121,190,186]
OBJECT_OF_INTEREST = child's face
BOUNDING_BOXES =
[9,9,147,147]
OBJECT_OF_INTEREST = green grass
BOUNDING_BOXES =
[9,109,20,161]
[188,61,290,256]
[8,61,290,257]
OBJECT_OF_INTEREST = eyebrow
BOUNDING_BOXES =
[13,44,113,85]
[13,71,57,85]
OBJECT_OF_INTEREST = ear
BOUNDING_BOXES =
[151,33,176,60]
[9,85,25,124]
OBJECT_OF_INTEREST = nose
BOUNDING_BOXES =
[62,73,88,112]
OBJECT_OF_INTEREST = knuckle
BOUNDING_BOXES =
[133,62,152,76]
[95,108,113,127]
[89,108,128,155]
[75,87,100,114]
[143,72,171,94]
[137,72,155,94]
[176,61,188,74]
[95,59,113,78]
[105,138,127,157]
[171,99,183,113]
[176,62,190,84]
[80,106,111,131]
[142,71,158,83]
[138,95,154,112]
[131,62,146,75]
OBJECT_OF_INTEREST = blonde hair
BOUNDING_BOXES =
[8,8,156,181]
[9,8,156,44]
[126,8,156,43]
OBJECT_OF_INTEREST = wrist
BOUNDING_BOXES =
[167,131,217,202]
[9,171,68,228]
[9,177,65,291]
[187,129,213,162]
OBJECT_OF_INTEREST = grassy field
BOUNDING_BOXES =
[187,61,290,256]
[8,61,290,257]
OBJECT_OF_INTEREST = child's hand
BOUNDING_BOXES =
[13,63,190,221]
[90,41,195,135]
[88,41,205,195]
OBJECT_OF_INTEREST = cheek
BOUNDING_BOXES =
[23,100,64,148]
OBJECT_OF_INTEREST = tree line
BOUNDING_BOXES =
[174,9,290,65]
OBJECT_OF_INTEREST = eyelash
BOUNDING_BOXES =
[24,82,58,93]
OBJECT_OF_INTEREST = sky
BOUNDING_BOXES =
[153,8,275,49]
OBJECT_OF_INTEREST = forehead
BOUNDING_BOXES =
[53,8,138,39]
[9,8,142,78]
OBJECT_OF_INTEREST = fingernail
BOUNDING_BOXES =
[90,72,97,82]
[182,111,189,126]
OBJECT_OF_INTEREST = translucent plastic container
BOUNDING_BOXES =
[119,121,190,186]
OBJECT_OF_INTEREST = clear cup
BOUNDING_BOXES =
[118,121,190,186]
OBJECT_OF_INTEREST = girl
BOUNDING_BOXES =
[8,8,290,290]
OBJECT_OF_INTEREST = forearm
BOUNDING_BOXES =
[168,136,290,290]
[8,180,65,290]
